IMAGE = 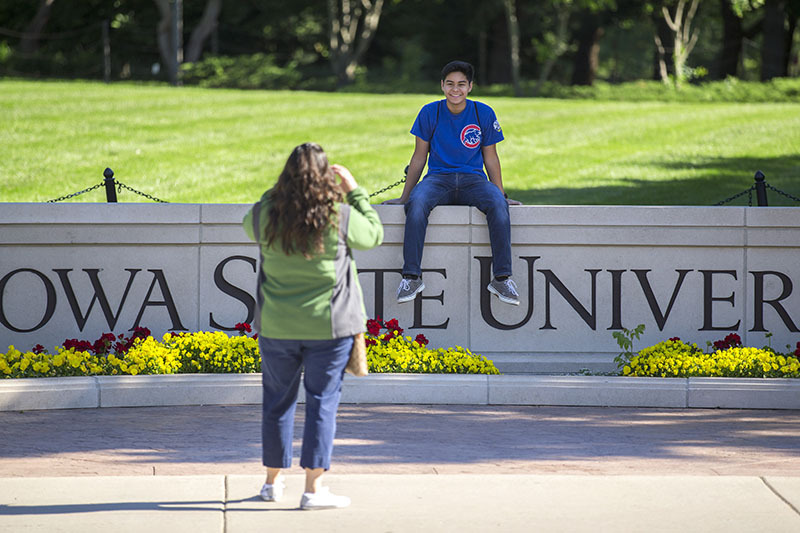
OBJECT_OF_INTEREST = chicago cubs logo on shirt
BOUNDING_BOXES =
[460,124,482,149]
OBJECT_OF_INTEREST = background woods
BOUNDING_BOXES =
[1,0,798,91]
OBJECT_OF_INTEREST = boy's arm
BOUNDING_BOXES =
[482,144,521,205]
[383,136,429,204]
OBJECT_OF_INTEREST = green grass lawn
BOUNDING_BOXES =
[2,79,799,206]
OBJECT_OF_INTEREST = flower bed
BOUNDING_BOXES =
[0,319,499,379]
[620,332,800,379]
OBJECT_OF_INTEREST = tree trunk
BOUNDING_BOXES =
[534,3,571,94]
[662,0,701,86]
[719,0,743,78]
[328,0,385,86]
[478,29,488,86]
[653,12,674,80]
[185,0,222,63]
[154,0,176,83]
[571,10,603,86]
[19,0,56,55]
[503,0,521,96]
[488,16,511,84]
[761,0,788,80]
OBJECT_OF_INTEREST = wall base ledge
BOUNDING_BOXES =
[2,374,799,411]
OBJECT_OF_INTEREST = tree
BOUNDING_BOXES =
[718,0,763,79]
[185,0,222,63]
[571,7,604,85]
[19,0,56,54]
[533,0,573,92]
[658,0,701,85]
[759,0,800,79]
[327,0,385,85]
[153,0,181,85]
[561,0,628,85]
[502,0,522,96]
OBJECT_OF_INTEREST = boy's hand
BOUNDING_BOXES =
[331,164,357,193]
[382,197,406,205]
[506,197,522,206]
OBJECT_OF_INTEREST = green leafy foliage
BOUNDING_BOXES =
[612,323,646,369]
[181,54,304,90]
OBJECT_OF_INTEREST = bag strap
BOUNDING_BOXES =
[338,203,352,246]
[251,200,265,334]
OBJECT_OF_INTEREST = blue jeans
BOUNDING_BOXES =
[403,173,512,278]
[259,335,353,471]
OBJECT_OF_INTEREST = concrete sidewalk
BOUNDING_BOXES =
[1,404,799,531]
[1,474,800,532]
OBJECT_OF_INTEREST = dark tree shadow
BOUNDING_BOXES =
[506,155,800,206]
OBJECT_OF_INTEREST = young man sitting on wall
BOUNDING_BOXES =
[383,60,521,305]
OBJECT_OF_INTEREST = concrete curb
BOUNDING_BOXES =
[1,374,799,411]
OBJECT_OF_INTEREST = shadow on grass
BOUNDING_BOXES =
[507,154,800,206]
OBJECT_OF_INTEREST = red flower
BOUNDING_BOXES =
[385,318,403,335]
[132,327,151,339]
[382,331,396,342]
[366,319,382,336]
[234,322,252,335]
[794,342,800,358]
[365,337,377,347]
[668,337,680,342]
[415,334,429,346]
[63,339,92,352]
[724,333,742,346]
[32,344,46,354]
[713,333,742,351]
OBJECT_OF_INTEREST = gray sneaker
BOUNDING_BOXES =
[488,277,520,306]
[397,277,425,303]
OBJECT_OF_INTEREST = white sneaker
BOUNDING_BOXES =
[260,480,285,502]
[300,487,351,510]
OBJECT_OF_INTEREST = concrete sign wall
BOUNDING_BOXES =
[1,203,798,372]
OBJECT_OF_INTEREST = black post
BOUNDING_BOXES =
[754,170,768,206]
[104,168,118,203]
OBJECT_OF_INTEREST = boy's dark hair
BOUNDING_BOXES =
[441,60,474,83]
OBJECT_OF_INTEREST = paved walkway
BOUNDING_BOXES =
[1,405,799,531]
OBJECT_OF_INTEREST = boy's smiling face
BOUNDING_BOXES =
[441,71,472,110]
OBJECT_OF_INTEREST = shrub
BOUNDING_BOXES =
[181,54,303,90]
[1,318,499,378]
[364,317,499,374]
[623,339,800,378]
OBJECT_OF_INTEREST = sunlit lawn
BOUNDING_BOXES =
[2,79,799,206]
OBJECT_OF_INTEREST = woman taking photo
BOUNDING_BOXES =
[243,142,383,510]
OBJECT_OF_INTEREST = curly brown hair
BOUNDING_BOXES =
[264,143,343,258]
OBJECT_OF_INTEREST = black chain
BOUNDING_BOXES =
[766,183,800,204]
[46,182,104,203]
[369,177,406,198]
[115,181,169,203]
[369,166,409,198]
[713,186,754,206]
[46,181,168,203]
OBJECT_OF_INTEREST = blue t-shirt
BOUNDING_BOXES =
[410,99,504,177]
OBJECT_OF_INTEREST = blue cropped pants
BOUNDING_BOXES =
[259,335,353,471]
